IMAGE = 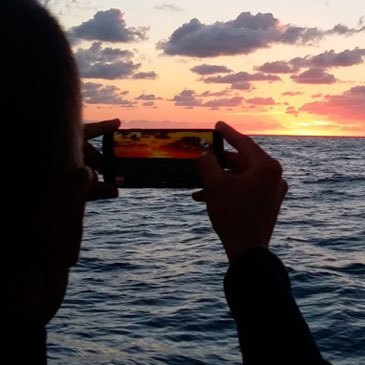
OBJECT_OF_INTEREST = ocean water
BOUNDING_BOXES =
[48,136,365,365]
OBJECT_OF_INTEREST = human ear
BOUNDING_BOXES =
[19,166,93,325]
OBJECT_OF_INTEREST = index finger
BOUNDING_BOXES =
[197,152,226,189]
[215,121,268,163]
[84,119,121,140]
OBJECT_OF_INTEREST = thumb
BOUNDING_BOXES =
[192,189,206,202]
[88,182,119,201]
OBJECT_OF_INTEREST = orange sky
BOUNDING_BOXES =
[49,0,365,137]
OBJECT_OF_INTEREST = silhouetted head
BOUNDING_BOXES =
[1,0,91,325]
[3,0,82,175]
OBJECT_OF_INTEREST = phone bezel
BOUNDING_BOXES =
[102,128,224,188]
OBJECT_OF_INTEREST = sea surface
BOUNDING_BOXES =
[48,136,365,365]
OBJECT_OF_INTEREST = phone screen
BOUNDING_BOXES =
[102,129,223,188]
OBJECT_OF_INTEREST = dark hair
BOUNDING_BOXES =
[1,0,82,184]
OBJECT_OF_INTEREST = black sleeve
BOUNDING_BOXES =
[4,322,47,365]
[224,247,331,365]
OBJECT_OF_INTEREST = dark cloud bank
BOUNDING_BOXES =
[69,10,157,81]
[158,12,365,57]
[69,9,149,43]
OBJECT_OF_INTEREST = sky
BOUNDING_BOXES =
[44,0,365,136]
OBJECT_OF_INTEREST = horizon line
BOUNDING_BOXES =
[248,133,365,139]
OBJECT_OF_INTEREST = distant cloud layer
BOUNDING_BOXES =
[69,9,149,43]
[257,61,294,74]
[172,89,201,108]
[82,82,134,106]
[293,48,365,68]
[132,71,158,80]
[257,48,365,73]
[204,71,281,83]
[282,91,304,96]
[75,42,141,79]
[246,97,276,105]
[135,94,162,101]
[301,86,365,123]
[191,64,232,75]
[75,41,133,64]
[291,68,336,84]
[158,12,365,57]
[204,97,244,109]
[155,3,182,12]
[172,89,278,110]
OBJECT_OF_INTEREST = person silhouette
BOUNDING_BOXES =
[2,1,119,363]
[2,1,331,364]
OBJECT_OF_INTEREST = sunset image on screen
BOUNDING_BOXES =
[113,130,213,159]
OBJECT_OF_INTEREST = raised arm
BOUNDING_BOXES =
[193,121,330,364]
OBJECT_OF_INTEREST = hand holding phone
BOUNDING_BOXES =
[83,119,121,200]
[193,121,288,262]
[102,129,224,188]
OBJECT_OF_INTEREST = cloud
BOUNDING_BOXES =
[300,86,365,124]
[39,0,77,13]
[82,82,135,106]
[191,64,232,75]
[291,48,365,69]
[157,12,365,57]
[69,9,149,43]
[282,91,304,96]
[283,23,364,43]
[256,61,294,74]
[203,97,244,109]
[200,71,278,91]
[199,89,231,97]
[291,68,336,84]
[172,89,201,108]
[286,106,299,116]
[172,89,244,109]
[142,101,156,107]
[327,23,365,36]
[75,41,133,64]
[231,82,252,90]
[256,48,365,74]
[246,97,276,105]
[74,42,140,79]
[135,93,162,108]
[132,71,158,79]
[204,71,281,84]
[135,94,162,101]
[155,3,183,12]
[40,0,59,5]
[359,16,365,27]
[81,61,140,79]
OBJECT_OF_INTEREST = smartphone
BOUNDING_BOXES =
[102,129,224,188]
